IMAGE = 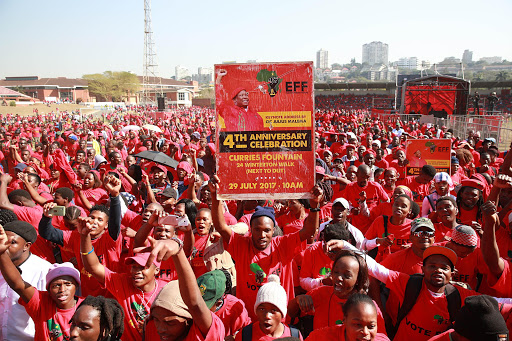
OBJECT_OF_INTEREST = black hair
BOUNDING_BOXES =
[79,163,92,172]
[421,165,437,178]
[456,186,484,222]
[176,199,198,229]
[315,180,333,203]
[64,206,82,222]
[220,269,233,295]
[409,201,420,219]
[480,151,491,159]
[323,223,356,246]
[128,164,142,183]
[55,187,74,202]
[333,250,370,294]
[8,189,32,203]
[76,149,86,156]
[26,173,41,186]
[108,151,120,159]
[374,168,385,178]
[77,295,124,341]
[341,292,377,317]
[0,209,18,226]
[395,194,413,207]
[90,205,110,218]
[436,196,457,208]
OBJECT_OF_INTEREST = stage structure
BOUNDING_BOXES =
[399,75,470,116]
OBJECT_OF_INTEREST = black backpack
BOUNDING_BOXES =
[241,323,300,340]
[390,274,461,339]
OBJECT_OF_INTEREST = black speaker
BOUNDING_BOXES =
[157,97,165,111]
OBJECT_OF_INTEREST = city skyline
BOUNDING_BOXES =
[1,0,511,79]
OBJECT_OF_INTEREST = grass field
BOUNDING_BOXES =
[0,103,97,117]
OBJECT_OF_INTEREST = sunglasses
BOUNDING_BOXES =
[412,231,435,238]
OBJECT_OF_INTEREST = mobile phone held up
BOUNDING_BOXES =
[50,206,66,216]
[158,215,190,227]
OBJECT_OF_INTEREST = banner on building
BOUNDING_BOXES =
[405,138,451,175]
[215,62,314,200]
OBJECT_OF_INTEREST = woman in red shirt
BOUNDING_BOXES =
[288,250,385,333]
[305,293,390,341]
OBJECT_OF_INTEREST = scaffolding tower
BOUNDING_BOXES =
[142,0,163,105]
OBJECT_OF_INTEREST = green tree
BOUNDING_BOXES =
[83,71,140,101]
[496,71,509,82]
[331,63,343,70]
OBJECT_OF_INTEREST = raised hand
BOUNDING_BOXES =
[43,202,58,218]
[134,236,182,268]
[77,216,95,236]
[104,175,122,197]
[493,174,512,189]
[0,225,10,255]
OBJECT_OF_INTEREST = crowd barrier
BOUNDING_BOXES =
[371,110,512,151]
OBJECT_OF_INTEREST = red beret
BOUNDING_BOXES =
[231,87,246,100]
[460,179,484,191]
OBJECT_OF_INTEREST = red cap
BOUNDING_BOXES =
[231,87,246,100]
[315,166,326,175]
[151,164,167,173]
[345,144,356,150]
[364,150,376,157]
[125,252,161,268]
[461,179,484,191]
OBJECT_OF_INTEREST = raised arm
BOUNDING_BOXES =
[209,176,232,242]
[481,200,505,277]
[142,174,157,205]
[0,226,35,303]
[79,217,106,284]
[0,174,14,211]
[144,238,213,337]
[39,203,65,245]
[18,172,48,205]
[298,185,322,242]
[104,175,122,241]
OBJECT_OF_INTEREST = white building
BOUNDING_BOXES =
[362,41,389,66]
[396,57,421,70]
[462,50,473,64]
[192,67,213,84]
[175,65,190,81]
[316,49,329,69]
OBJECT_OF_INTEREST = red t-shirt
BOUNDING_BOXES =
[299,241,332,281]
[457,206,479,225]
[61,230,123,297]
[341,181,389,233]
[144,310,226,341]
[307,285,386,333]
[305,324,390,340]
[216,294,251,336]
[365,216,412,258]
[433,223,453,243]
[20,289,84,341]
[234,322,303,341]
[386,270,479,341]
[225,232,305,321]
[397,176,431,204]
[496,228,512,260]
[104,269,168,341]
[13,205,55,262]
[276,212,306,235]
[426,330,452,341]
[191,233,210,278]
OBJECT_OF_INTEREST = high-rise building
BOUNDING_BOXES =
[462,50,473,64]
[175,65,190,81]
[396,57,421,70]
[316,49,329,69]
[362,41,389,66]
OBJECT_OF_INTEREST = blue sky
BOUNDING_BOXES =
[1,0,510,79]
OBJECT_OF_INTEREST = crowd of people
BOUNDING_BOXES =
[0,97,511,341]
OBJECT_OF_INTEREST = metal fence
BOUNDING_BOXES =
[371,111,512,150]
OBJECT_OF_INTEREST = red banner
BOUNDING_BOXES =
[215,62,315,200]
[405,139,452,176]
